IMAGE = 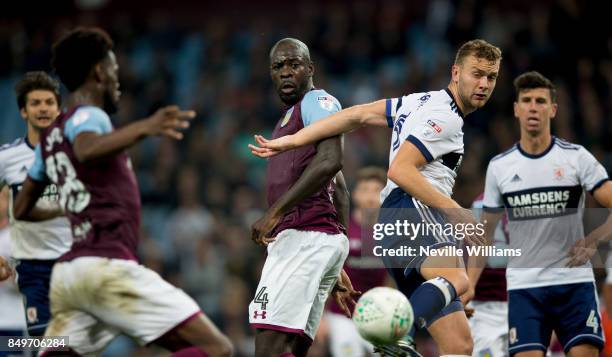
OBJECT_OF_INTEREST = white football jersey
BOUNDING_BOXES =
[0,138,72,259]
[483,138,610,290]
[380,89,464,203]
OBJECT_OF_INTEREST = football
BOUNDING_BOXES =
[352,287,414,345]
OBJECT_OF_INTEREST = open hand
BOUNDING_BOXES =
[251,211,281,246]
[567,238,597,267]
[442,207,486,247]
[332,269,361,318]
[0,256,14,282]
[460,284,475,318]
[248,135,296,158]
[145,105,196,140]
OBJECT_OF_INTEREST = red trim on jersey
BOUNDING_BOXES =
[251,323,313,342]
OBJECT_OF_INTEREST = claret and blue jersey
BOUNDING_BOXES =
[266,88,345,237]
[28,105,142,262]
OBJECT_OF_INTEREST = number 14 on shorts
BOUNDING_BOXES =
[253,286,269,319]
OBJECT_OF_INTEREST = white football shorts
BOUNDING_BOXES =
[249,229,349,340]
[326,311,374,357]
[469,300,509,357]
[41,257,200,355]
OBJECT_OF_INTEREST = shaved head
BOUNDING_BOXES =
[269,38,311,63]
[269,37,315,105]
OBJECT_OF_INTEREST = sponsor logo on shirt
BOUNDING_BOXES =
[502,185,582,220]
[427,120,442,133]
[317,96,334,111]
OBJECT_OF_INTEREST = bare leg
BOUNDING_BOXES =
[154,313,233,357]
[427,310,473,355]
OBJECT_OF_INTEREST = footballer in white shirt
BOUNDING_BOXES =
[478,71,612,357]
[0,72,70,336]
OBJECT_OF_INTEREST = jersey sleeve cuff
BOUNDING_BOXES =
[589,178,610,194]
[27,173,48,183]
[482,205,504,213]
[406,135,434,162]
[385,99,394,128]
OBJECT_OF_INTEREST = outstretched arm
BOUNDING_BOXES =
[249,100,388,158]
[74,106,195,163]
[251,135,344,245]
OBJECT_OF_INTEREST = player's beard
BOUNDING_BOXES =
[103,90,119,114]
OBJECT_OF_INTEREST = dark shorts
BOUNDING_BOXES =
[378,188,457,271]
[379,188,462,327]
[16,259,55,336]
[508,282,604,355]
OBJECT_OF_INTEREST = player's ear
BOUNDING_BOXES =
[451,64,460,83]
[92,62,105,84]
[307,61,315,78]
[551,102,558,119]
[513,101,519,119]
[20,107,27,120]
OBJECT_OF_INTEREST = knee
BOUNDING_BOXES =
[421,266,469,297]
[440,270,469,297]
[461,337,474,355]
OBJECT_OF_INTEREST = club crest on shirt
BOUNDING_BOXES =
[280,107,294,127]
[553,167,564,180]
[317,96,334,111]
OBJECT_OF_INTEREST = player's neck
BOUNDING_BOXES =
[519,133,553,155]
[26,125,40,146]
[447,83,471,116]
[64,87,103,110]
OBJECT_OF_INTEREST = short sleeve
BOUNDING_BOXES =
[385,97,404,128]
[405,112,461,163]
[65,106,113,143]
[576,147,610,193]
[482,162,503,212]
[471,195,484,220]
[28,144,48,182]
[301,90,342,127]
